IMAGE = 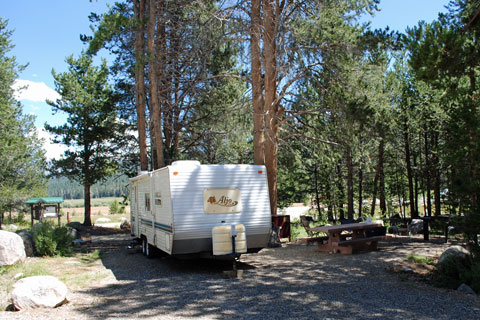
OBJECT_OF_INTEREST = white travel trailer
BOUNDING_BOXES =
[129,161,271,258]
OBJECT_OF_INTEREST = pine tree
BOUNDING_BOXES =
[0,18,47,227]
[46,53,121,226]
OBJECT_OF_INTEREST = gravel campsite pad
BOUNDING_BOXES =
[1,228,479,320]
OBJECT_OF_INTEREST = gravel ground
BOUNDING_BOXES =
[2,230,479,320]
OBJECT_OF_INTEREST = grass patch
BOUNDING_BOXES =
[407,254,435,265]
[80,250,101,264]
[63,197,125,209]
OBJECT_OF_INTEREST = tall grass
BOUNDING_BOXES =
[62,197,126,208]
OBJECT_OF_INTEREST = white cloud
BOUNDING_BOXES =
[37,128,68,161]
[12,79,61,102]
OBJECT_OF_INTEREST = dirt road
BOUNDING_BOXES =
[2,228,479,320]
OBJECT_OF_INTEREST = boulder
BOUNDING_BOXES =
[11,276,68,310]
[72,239,86,247]
[0,230,26,266]
[457,283,476,295]
[15,229,36,257]
[438,245,471,266]
[408,219,423,235]
[32,222,45,232]
[67,227,78,239]
[66,222,82,230]
[1,224,19,231]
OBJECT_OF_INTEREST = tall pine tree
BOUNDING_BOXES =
[46,53,122,226]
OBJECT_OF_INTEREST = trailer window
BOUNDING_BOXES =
[145,193,151,212]
[204,188,242,214]
[155,192,162,207]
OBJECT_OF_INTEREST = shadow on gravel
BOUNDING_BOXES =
[76,235,479,320]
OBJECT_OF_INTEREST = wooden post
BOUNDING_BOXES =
[30,205,34,227]
[57,204,61,226]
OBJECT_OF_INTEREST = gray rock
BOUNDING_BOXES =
[11,275,68,310]
[388,226,399,234]
[32,222,44,232]
[0,230,26,266]
[15,229,36,257]
[66,222,82,230]
[72,239,86,247]
[67,227,78,239]
[438,245,471,266]
[457,283,476,295]
[408,219,424,235]
[1,224,19,231]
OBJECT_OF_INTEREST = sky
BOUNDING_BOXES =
[1,0,451,159]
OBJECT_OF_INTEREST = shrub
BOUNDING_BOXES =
[33,223,74,257]
[433,255,472,290]
[460,263,480,294]
[289,220,301,242]
[109,200,119,214]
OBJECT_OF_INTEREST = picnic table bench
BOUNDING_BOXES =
[310,222,390,255]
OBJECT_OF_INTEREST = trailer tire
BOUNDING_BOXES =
[141,237,147,256]
[146,243,155,259]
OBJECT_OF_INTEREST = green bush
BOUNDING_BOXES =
[33,223,74,257]
[460,263,480,294]
[433,255,472,290]
[109,200,119,214]
[289,220,301,242]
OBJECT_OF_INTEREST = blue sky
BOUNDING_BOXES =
[1,0,451,159]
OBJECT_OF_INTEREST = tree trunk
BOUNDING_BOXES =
[413,152,419,216]
[326,181,334,222]
[358,167,363,218]
[147,0,164,169]
[371,138,384,216]
[263,0,278,216]
[379,143,386,216]
[346,145,354,220]
[336,164,345,220]
[404,120,416,218]
[424,128,432,216]
[313,164,322,218]
[134,0,148,171]
[160,2,172,164]
[83,182,92,226]
[433,132,441,216]
[251,0,264,165]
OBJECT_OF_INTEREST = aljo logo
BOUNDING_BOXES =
[207,195,238,207]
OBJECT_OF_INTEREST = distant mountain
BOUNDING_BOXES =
[48,175,130,200]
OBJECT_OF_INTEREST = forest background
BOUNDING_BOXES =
[1,0,480,249]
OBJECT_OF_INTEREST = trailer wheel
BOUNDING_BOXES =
[141,237,147,256]
[146,243,155,259]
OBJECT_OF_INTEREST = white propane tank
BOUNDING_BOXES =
[212,224,247,255]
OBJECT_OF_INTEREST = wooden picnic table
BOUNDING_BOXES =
[310,222,389,255]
